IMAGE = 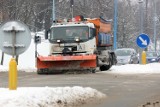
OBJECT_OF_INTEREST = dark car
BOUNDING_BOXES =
[115,48,139,65]
[146,51,160,63]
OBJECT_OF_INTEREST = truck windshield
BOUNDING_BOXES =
[49,26,89,42]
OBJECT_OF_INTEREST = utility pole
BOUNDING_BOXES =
[138,0,144,64]
[145,0,148,34]
[113,0,118,50]
[52,0,55,21]
[14,0,17,20]
[153,0,157,51]
[122,19,125,48]
[144,0,148,51]
[139,0,144,34]
[70,0,74,18]
[0,0,2,22]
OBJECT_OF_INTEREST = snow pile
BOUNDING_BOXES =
[0,65,37,72]
[2,62,160,74]
[0,65,8,72]
[107,63,160,74]
[0,86,106,107]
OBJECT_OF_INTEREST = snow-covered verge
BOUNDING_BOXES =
[105,63,160,74]
[0,65,37,72]
[1,63,160,74]
[0,86,106,107]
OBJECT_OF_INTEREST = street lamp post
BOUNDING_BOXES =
[113,0,118,50]
[138,0,144,64]
[139,0,144,34]
[52,0,55,21]
[153,0,157,51]
[70,0,74,18]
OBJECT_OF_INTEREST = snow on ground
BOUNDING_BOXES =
[106,63,160,74]
[0,87,106,107]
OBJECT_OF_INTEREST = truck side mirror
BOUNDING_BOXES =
[93,29,96,37]
[45,30,48,39]
[45,29,50,39]
[90,28,96,38]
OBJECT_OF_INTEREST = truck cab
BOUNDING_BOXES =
[47,22,97,56]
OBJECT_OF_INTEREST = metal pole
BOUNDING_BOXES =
[70,0,74,18]
[71,6,73,19]
[139,0,144,34]
[113,0,118,50]
[12,27,16,58]
[122,19,125,48]
[144,0,148,51]
[145,0,148,33]
[0,0,3,22]
[139,0,144,64]
[153,0,157,51]
[52,0,55,21]
[9,27,17,90]
[1,52,4,65]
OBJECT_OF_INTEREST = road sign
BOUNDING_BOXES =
[136,34,150,48]
[0,21,31,56]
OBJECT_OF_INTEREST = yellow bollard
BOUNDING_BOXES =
[9,58,17,90]
[141,51,147,64]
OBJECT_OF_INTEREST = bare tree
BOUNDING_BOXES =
[1,0,159,50]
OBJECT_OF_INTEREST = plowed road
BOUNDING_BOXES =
[1,71,160,107]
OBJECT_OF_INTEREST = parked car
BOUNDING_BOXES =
[115,48,139,65]
[146,51,160,63]
[157,51,160,56]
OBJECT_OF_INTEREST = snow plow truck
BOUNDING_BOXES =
[36,15,117,74]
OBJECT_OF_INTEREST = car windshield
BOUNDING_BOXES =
[146,52,157,57]
[115,49,132,56]
[49,26,89,42]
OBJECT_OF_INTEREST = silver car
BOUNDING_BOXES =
[115,48,139,65]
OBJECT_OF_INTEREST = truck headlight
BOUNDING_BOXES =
[57,39,61,43]
[75,38,80,42]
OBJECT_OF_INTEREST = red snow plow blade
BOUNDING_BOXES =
[37,55,97,70]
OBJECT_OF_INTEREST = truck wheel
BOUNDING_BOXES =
[100,65,111,71]
[100,56,112,71]
[110,52,117,65]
